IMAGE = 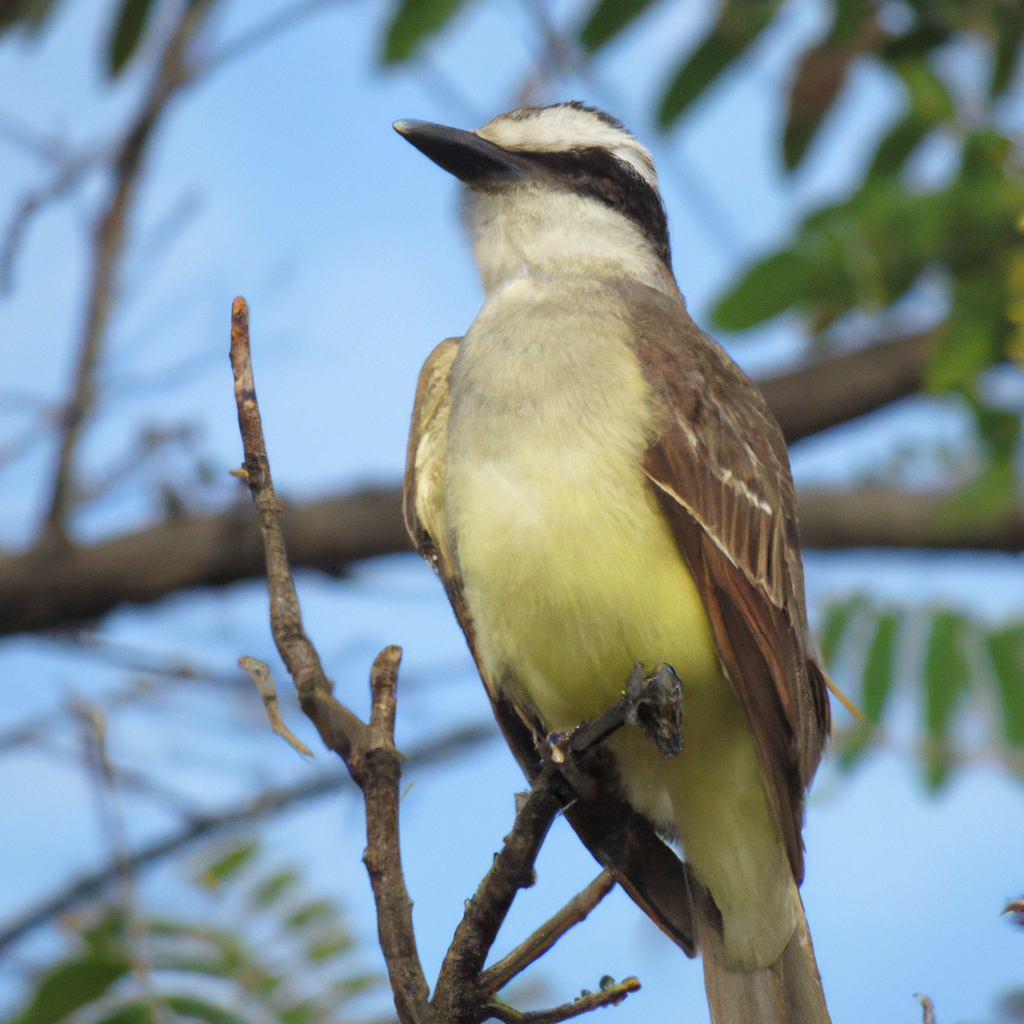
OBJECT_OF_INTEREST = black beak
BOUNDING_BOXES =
[393,119,533,185]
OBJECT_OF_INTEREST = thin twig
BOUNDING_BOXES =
[229,296,369,764]
[432,770,564,1019]
[238,656,313,756]
[0,151,101,293]
[230,297,640,1024]
[229,296,431,1022]
[915,993,936,1024]
[41,0,214,544]
[484,977,641,1024]
[480,870,615,997]
[72,701,168,1021]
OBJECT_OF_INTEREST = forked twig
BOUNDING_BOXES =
[479,869,615,997]
[237,656,313,756]
[229,295,640,1024]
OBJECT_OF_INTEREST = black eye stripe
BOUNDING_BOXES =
[517,147,671,268]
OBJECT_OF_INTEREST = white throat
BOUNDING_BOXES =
[462,186,676,296]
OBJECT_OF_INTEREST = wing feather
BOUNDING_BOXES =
[615,280,830,882]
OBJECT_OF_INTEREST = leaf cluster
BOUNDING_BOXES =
[0,0,205,76]
[820,594,1024,789]
[2,841,383,1024]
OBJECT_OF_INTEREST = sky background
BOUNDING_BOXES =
[2,0,1024,1021]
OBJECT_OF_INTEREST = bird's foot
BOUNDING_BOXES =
[625,662,684,758]
[546,662,684,768]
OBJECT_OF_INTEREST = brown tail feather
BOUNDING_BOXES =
[694,880,830,1024]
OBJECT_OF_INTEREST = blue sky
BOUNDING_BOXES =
[2,0,1024,1021]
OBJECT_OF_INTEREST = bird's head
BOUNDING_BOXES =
[394,102,673,294]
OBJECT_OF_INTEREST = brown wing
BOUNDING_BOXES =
[615,280,830,884]
[404,337,698,954]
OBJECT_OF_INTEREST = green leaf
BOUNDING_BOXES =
[867,114,932,179]
[163,996,249,1024]
[0,0,62,35]
[818,594,869,668]
[329,972,383,1007]
[782,0,884,170]
[195,840,259,889]
[867,60,954,179]
[923,611,970,789]
[94,1004,154,1024]
[658,0,783,128]
[880,21,951,63]
[279,1002,318,1024]
[938,459,1017,532]
[579,0,662,52]
[862,611,902,724]
[9,949,132,1024]
[925,272,1005,394]
[988,624,1024,746]
[249,868,300,909]
[108,0,157,77]
[711,250,807,330]
[990,2,1024,98]
[895,56,955,123]
[975,406,1021,462]
[381,0,470,64]
[284,900,335,930]
[305,929,354,963]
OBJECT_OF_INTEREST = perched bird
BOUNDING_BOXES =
[396,102,832,1023]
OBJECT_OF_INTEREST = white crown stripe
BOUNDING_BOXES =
[475,103,658,189]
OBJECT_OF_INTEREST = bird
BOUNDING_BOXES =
[395,101,832,1023]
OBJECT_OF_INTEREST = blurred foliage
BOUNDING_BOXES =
[1,841,384,1024]
[819,594,1024,788]
[702,3,1024,516]
[0,0,63,36]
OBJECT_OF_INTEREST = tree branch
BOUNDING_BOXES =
[0,327,992,637]
[478,869,615,997]
[229,296,638,1024]
[41,0,214,544]
[1,479,1019,636]
[759,331,932,444]
[796,487,1024,549]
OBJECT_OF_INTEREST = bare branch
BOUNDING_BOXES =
[229,296,370,764]
[483,978,641,1024]
[796,487,1024,549]
[915,994,936,1024]
[433,770,564,1018]
[479,870,616,997]
[0,108,76,163]
[0,485,407,635]
[238,655,313,757]
[230,296,431,1021]
[760,331,932,444]
[0,151,101,293]
[0,721,495,954]
[41,0,214,544]
[2,479,1020,637]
